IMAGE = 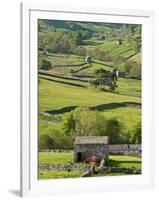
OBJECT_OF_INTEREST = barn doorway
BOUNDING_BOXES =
[77,152,82,161]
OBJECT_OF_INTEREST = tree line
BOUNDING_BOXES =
[39,107,141,151]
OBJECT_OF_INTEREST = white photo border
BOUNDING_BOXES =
[21,2,155,197]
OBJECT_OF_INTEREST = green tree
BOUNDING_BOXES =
[82,30,92,39]
[131,121,141,144]
[62,107,107,137]
[39,134,54,150]
[61,113,75,136]
[93,68,108,89]
[133,35,141,53]
[73,107,106,136]
[39,58,52,70]
[105,118,124,144]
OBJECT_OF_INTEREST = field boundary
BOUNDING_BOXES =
[44,102,141,115]
[39,163,141,175]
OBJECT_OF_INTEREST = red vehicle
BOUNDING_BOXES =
[84,156,100,164]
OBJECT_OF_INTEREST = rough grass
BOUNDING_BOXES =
[39,170,83,179]
[129,52,141,64]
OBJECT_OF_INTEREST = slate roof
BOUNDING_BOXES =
[75,136,108,145]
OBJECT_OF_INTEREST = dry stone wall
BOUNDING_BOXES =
[39,163,91,172]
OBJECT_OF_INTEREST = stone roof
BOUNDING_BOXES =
[75,136,108,145]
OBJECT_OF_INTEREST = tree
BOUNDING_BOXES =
[39,134,54,150]
[134,25,141,52]
[105,118,124,144]
[110,80,118,92]
[93,68,117,91]
[131,121,141,144]
[73,107,107,136]
[93,68,108,89]
[62,107,107,137]
[39,58,52,70]
[133,36,141,53]
[82,31,92,39]
[61,113,75,136]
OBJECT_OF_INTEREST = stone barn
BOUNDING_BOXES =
[74,136,109,163]
[85,56,92,65]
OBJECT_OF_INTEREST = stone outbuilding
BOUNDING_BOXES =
[74,136,109,163]
[85,56,92,65]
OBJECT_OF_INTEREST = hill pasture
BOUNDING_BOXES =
[38,19,142,179]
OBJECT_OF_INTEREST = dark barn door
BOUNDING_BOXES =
[77,152,81,161]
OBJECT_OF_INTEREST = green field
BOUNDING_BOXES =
[38,76,141,138]
[38,19,142,179]
[39,152,141,169]
[39,152,73,164]
[39,78,141,112]
[38,152,141,179]
[83,39,137,60]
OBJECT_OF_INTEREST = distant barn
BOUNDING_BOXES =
[85,56,92,65]
[74,136,109,162]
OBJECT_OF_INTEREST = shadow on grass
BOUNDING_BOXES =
[40,76,86,88]
[46,106,77,115]
[108,159,141,167]
[45,102,141,115]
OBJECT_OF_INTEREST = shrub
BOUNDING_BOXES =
[130,121,141,144]
[39,58,52,70]
[105,118,125,144]
[39,134,54,150]
[48,31,83,53]
[39,125,74,150]
[61,113,75,136]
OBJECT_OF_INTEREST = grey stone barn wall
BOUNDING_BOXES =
[74,144,109,162]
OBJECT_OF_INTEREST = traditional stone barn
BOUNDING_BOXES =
[74,136,109,163]
[85,56,92,65]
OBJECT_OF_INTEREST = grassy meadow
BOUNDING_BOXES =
[39,152,141,179]
[38,19,142,179]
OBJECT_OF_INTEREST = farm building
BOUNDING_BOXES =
[74,136,109,163]
[85,56,92,65]
[116,39,123,45]
[118,70,128,77]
